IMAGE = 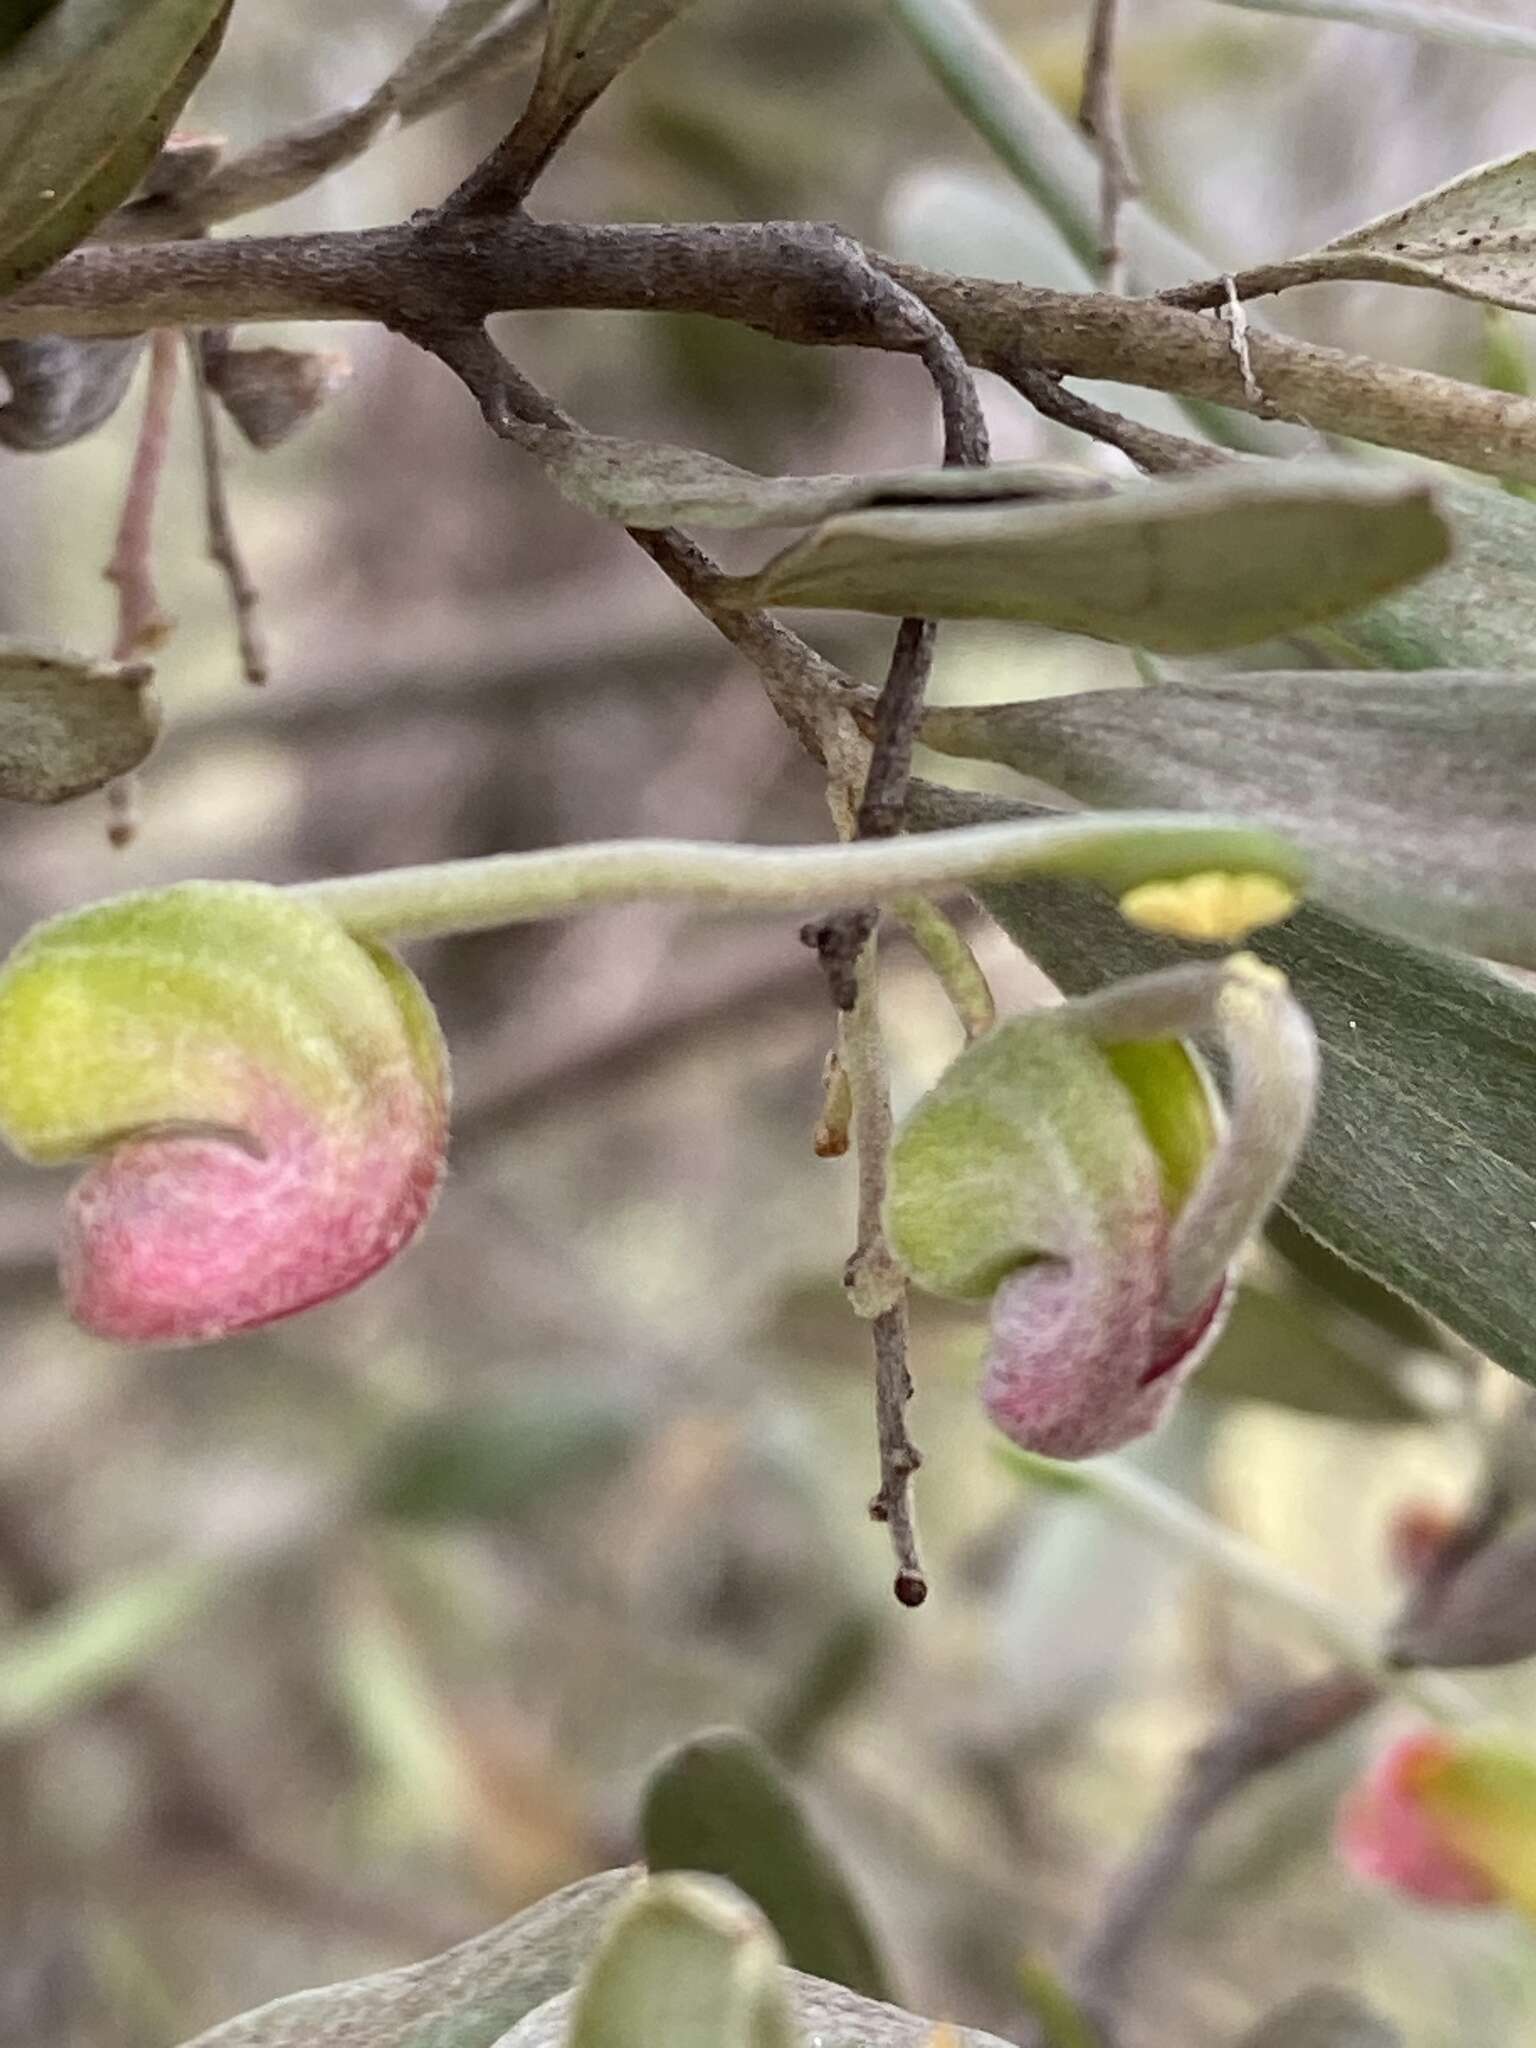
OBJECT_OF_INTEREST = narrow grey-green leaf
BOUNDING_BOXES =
[0,638,158,801]
[1339,482,1536,671]
[397,0,545,120]
[920,672,1536,966]
[388,0,535,107]
[366,1393,638,1522]
[1193,1279,1431,1424]
[907,780,1536,1392]
[180,0,545,229]
[503,1971,1017,2048]
[0,0,232,291]
[715,466,1447,653]
[1266,1210,1442,1352]
[641,1728,890,2000]
[175,1869,640,2048]
[1298,149,1536,314]
[1237,1987,1402,2048]
[559,1875,799,2048]
[511,421,1105,528]
[533,0,697,125]
[1388,1519,1536,1670]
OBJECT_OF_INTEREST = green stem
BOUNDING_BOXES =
[882,0,1205,287]
[289,816,1303,946]
[1000,1443,1486,1724]
[892,893,996,1039]
[1215,0,1536,59]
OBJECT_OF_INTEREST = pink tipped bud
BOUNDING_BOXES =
[886,959,1316,1459]
[1337,1732,1502,1908]
[0,884,449,1345]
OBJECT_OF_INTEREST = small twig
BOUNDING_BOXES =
[406,321,851,764]
[840,930,927,1607]
[857,614,941,842]
[804,289,989,1002]
[105,328,179,662]
[187,332,269,683]
[870,1302,926,1607]
[102,326,181,849]
[1001,361,1227,474]
[1000,1445,1485,1718]
[1069,1668,1377,2034]
[1079,0,1138,294]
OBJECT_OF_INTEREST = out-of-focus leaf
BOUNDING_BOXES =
[512,426,1105,529]
[0,333,143,450]
[0,0,232,291]
[1214,0,1536,63]
[328,1576,472,1841]
[991,1400,1217,1725]
[1339,483,1536,670]
[1389,1519,1536,1669]
[1193,1278,1430,1423]
[551,1875,800,2048]
[1237,1987,1403,2048]
[1014,1956,1106,2048]
[1284,150,1536,315]
[920,672,1536,966]
[0,638,158,800]
[641,1728,890,1999]
[761,1607,883,1764]
[715,467,1447,653]
[0,0,62,60]
[175,1869,640,2048]
[0,1555,226,1737]
[506,1968,1016,2048]
[908,781,1536,1390]
[366,1393,638,1523]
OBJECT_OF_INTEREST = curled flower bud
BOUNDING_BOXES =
[885,957,1317,1459]
[0,883,448,1344]
[1337,1730,1505,1908]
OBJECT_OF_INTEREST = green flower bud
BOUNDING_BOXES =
[886,958,1317,1458]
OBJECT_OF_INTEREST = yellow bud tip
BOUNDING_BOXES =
[1117,871,1300,944]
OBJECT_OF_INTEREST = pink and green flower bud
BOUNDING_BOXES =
[0,883,449,1345]
[1336,1729,1523,1910]
[885,957,1317,1460]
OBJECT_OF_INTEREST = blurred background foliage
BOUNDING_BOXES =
[3,1,1536,2043]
